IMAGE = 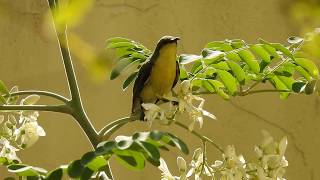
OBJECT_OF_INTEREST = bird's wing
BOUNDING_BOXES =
[131,61,153,114]
[172,61,180,88]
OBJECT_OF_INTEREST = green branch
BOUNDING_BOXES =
[5,90,69,103]
[98,116,137,138]
[0,104,71,114]
[46,0,111,178]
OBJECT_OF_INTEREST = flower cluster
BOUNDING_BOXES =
[158,131,288,180]
[249,130,288,180]
[0,90,45,163]
[142,80,216,130]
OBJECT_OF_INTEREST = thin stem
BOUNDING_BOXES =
[174,121,224,153]
[200,140,207,174]
[194,89,292,96]
[5,90,69,103]
[98,116,137,137]
[244,89,292,95]
[0,104,71,114]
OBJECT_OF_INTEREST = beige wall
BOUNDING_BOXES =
[0,0,319,179]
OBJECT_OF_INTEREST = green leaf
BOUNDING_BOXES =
[137,141,160,166]
[116,137,134,150]
[206,41,233,51]
[106,37,131,44]
[80,167,94,180]
[165,133,189,155]
[238,49,260,73]
[149,131,163,141]
[191,78,203,90]
[229,39,245,49]
[226,52,242,62]
[191,61,203,74]
[259,39,293,60]
[96,141,116,156]
[270,76,290,99]
[46,168,63,180]
[261,44,279,59]
[0,95,6,104]
[179,66,188,80]
[0,80,9,94]
[271,43,295,60]
[81,151,96,165]
[0,157,7,165]
[277,76,295,90]
[107,42,137,49]
[226,61,246,84]
[202,79,215,93]
[131,52,147,61]
[67,160,83,178]
[179,54,202,64]
[202,49,224,64]
[206,80,230,99]
[7,164,46,177]
[217,70,238,95]
[122,71,138,90]
[295,58,319,79]
[86,156,108,171]
[210,62,230,71]
[250,44,271,63]
[292,81,306,93]
[295,66,312,81]
[114,149,145,171]
[305,80,317,95]
[110,58,137,80]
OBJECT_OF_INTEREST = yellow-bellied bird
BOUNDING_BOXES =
[132,36,180,120]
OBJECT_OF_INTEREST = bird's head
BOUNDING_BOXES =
[155,36,180,51]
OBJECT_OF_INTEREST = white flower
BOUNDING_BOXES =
[219,145,246,179]
[175,80,216,131]
[252,131,288,179]
[141,103,166,125]
[19,111,39,124]
[17,121,45,148]
[177,157,188,180]
[187,148,204,180]
[0,138,20,162]
[158,158,176,180]
[158,157,189,180]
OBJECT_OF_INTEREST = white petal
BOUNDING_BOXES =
[197,116,203,129]
[192,148,202,161]
[36,125,46,136]
[177,157,187,173]
[21,95,40,105]
[158,158,173,178]
[142,103,160,111]
[279,136,288,156]
[202,110,217,120]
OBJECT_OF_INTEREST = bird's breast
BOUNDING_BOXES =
[148,43,177,97]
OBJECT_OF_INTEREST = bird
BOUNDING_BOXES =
[131,36,180,120]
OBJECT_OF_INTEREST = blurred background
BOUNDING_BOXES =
[0,0,319,179]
